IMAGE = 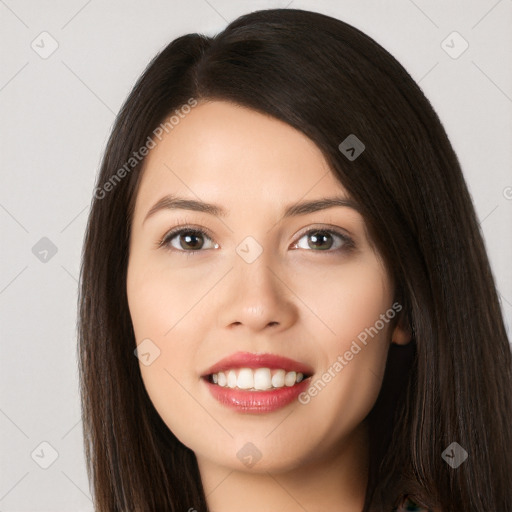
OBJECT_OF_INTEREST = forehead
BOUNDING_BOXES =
[134,100,348,215]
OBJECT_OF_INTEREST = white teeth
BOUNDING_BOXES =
[254,368,272,390]
[210,368,306,390]
[271,369,285,388]
[227,370,237,388]
[284,371,297,387]
[217,372,227,387]
[237,368,254,389]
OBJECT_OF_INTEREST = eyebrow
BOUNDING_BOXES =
[143,194,360,225]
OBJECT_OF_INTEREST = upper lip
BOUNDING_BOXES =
[201,351,314,377]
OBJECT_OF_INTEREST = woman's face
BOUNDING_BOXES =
[126,100,409,474]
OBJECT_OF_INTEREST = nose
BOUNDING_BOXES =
[216,253,299,334]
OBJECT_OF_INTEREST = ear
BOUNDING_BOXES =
[391,313,413,346]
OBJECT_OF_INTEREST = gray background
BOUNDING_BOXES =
[1,0,511,510]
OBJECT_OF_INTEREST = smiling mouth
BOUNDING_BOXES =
[204,367,312,391]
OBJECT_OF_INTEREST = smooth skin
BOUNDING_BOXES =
[126,100,411,512]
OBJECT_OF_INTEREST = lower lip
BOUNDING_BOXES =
[203,377,311,413]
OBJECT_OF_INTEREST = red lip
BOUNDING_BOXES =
[203,377,311,413]
[201,351,314,377]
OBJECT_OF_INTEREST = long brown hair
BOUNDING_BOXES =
[78,8,512,511]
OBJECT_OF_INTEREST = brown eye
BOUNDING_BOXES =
[306,231,334,250]
[294,229,354,252]
[161,228,217,252]
[175,231,204,250]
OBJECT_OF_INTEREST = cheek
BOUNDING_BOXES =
[127,257,203,440]
[127,244,218,334]
[293,253,393,346]
[294,256,394,441]
[126,249,204,340]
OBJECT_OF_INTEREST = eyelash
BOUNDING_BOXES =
[156,221,355,257]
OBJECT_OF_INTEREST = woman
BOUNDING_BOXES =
[78,8,512,511]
